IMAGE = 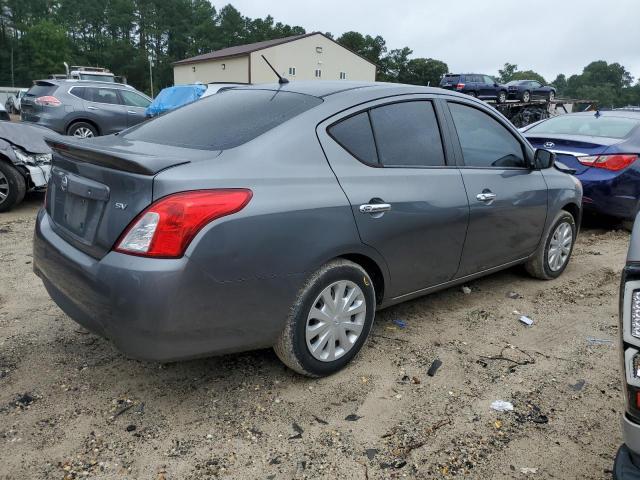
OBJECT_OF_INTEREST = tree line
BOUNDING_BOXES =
[1,1,638,107]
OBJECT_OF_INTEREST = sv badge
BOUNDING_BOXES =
[114,202,128,210]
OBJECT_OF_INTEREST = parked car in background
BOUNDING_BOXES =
[614,213,640,479]
[0,103,9,122]
[0,122,53,212]
[5,88,28,113]
[523,111,640,226]
[439,73,507,103]
[21,79,151,138]
[33,82,581,377]
[146,84,207,118]
[507,80,556,102]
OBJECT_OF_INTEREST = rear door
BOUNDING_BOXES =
[529,81,544,98]
[317,96,469,298]
[80,87,128,134]
[444,100,548,276]
[118,89,152,127]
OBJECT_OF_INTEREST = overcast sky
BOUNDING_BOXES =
[216,0,640,82]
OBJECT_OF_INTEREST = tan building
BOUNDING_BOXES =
[173,32,376,85]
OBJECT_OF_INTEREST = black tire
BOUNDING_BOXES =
[67,121,98,138]
[274,259,376,377]
[497,90,507,104]
[522,90,531,103]
[466,91,477,98]
[525,210,576,280]
[0,160,26,213]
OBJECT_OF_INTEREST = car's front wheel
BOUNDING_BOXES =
[548,90,555,101]
[67,121,98,138]
[274,259,376,377]
[525,210,576,279]
[522,90,531,103]
[0,160,26,213]
[497,91,507,103]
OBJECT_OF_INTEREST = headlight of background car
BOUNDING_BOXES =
[12,147,51,166]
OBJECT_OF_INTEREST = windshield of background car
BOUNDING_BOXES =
[122,89,323,150]
[527,115,640,139]
[79,74,115,82]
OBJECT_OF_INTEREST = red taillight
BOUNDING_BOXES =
[578,154,638,171]
[115,189,253,258]
[34,95,61,107]
[455,83,465,90]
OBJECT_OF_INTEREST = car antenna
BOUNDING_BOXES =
[594,109,601,118]
[261,55,289,84]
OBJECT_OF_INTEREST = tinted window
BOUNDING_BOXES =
[484,76,495,84]
[120,90,151,107]
[449,102,525,168]
[82,87,119,104]
[26,83,56,97]
[526,114,640,139]
[123,89,322,150]
[441,75,460,85]
[328,112,377,165]
[70,87,89,100]
[370,101,445,167]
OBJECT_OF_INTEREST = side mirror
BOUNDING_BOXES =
[534,149,556,169]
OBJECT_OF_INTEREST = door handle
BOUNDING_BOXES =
[359,203,392,214]
[87,106,98,110]
[476,192,497,202]
[127,110,136,114]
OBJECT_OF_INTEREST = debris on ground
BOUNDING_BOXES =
[515,403,549,424]
[345,414,362,421]
[393,319,407,329]
[520,467,538,474]
[365,448,378,460]
[586,336,613,345]
[461,286,472,295]
[490,400,514,412]
[507,291,523,299]
[519,315,534,326]
[427,359,442,377]
[570,379,586,391]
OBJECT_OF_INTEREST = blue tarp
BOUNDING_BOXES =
[145,84,207,117]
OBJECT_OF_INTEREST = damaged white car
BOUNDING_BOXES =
[0,122,54,212]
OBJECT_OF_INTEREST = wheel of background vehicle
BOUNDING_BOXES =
[548,90,555,101]
[525,210,576,280]
[497,91,507,103]
[0,160,26,213]
[67,122,97,138]
[466,91,477,97]
[522,90,531,103]
[274,259,376,377]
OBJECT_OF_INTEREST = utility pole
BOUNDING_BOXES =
[10,47,14,87]
[149,56,154,98]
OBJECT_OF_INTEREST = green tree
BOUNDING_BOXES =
[509,70,546,84]
[378,47,412,82]
[20,20,71,80]
[336,31,386,65]
[551,74,567,95]
[498,62,518,83]
[398,58,448,86]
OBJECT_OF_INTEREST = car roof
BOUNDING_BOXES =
[34,79,134,89]
[233,81,446,99]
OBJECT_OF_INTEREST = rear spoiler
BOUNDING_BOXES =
[45,137,189,175]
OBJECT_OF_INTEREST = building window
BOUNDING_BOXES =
[339,72,347,80]
[288,67,296,76]
[192,66,196,72]
[221,63,226,70]
[316,46,323,54]
[315,69,322,78]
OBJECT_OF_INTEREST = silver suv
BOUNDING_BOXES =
[21,79,151,138]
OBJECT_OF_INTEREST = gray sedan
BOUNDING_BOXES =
[33,82,582,376]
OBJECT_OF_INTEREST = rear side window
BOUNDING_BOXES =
[26,83,56,97]
[123,89,322,150]
[70,87,89,100]
[328,112,378,165]
[449,102,525,168]
[370,101,445,167]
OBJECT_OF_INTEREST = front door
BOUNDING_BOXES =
[118,89,152,127]
[445,100,548,277]
[317,97,469,298]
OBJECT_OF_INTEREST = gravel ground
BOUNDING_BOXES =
[0,193,630,479]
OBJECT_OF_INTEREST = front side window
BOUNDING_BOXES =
[484,76,495,85]
[119,90,151,107]
[370,101,445,167]
[449,102,525,168]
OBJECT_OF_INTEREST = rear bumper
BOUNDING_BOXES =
[615,415,640,479]
[21,112,65,134]
[579,169,640,220]
[33,209,301,362]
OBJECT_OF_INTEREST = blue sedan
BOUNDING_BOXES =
[523,111,640,223]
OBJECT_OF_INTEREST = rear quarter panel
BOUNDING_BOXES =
[541,167,583,230]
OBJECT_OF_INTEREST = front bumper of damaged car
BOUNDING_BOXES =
[11,147,51,190]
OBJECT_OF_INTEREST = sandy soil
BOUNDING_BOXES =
[0,193,630,479]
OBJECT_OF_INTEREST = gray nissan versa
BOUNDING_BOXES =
[33,81,583,377]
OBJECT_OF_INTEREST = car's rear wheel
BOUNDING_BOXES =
[67,122,97,138]
[467,91,477,98]
[525,210,576,279]
[548,90,555,101]
[0,160,26,213]
[274,259,376,377]
[522,90,531,103]
[497,91,507,103]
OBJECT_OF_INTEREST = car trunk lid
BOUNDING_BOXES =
[45,136,220,259]
[526,134,622,175]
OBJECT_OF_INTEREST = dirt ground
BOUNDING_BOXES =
[0,193,630,479]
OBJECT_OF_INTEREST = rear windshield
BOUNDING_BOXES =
[440,75,459,85]
[123,89,322,150]
[527,115,640,139]
[78,73,115,82]
[26,83,56,97]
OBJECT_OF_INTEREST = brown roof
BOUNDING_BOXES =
[172,32,377,67]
